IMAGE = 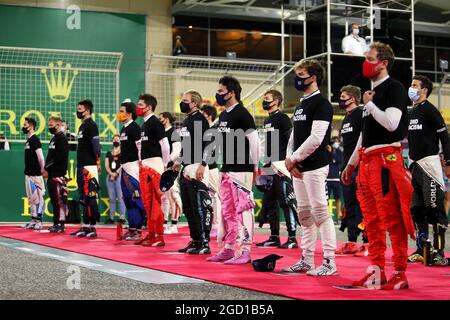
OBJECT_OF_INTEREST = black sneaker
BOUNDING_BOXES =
[86,227,97,238]
[188,242,211,255]
[256,235,280,247]
[104,218,115,225]
[48,225,59,233]
[55,225,65,233]
[70,227,89,237]
[178,241,197,253]
[432,251,449,266]
[279,237,299,249]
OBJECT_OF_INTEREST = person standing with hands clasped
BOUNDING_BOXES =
[282,59,338,276]
[104,134,126,224]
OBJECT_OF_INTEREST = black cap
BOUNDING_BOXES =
[252,254,283,272]
[255,175,274,193]
[160,168,179,192]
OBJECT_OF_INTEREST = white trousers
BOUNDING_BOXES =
[25,175,46,218]
[293,165,336,258]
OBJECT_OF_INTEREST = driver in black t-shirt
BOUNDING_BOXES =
[282,59,337,276]
[22,117,46,230]
[71,99,102,238]
[255,89,298,249]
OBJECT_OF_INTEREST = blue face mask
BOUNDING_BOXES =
[408,87,420,103]
[294,75,312,92]
[215,91,231,106]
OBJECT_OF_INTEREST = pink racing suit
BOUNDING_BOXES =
[218,172,255,251]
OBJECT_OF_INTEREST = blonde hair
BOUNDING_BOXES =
[48,116,62,123]
[185,90,203,108]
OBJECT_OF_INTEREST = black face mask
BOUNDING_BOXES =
[180,101,191,114]
[113,142,120,148]
[338,97,352,109]
[76,111,85,119]
[262,100,274,111]
[22,127,29,134]
[49,127,57,135]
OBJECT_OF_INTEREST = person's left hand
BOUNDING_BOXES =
[97,163,102,174]
[446,166,450,178]
[290,167,303,179]
[42,169,48,179]
[196,164,206,181]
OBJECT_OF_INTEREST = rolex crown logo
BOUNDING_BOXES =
[41,61,78,103]
[66,159,78,191]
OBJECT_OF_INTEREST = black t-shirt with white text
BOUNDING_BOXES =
[204,122,218,170]
[141,115,166,160]
[45,133,69,178]
[408,100,450,162]
[340,107,363,168]
[120,121,141,164]
[361,77,409,148]
[292,93,333,172]
[263,110,292,163]
[179,111,209,165]
[218,103,257,172]
[24,134,42,176]
[77,118,100,167]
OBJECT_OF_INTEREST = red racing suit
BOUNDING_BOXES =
[356,146,415,271]
[139,164,164,236]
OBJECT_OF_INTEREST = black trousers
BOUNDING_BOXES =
[410,162,448,254]
[341,171,367,243]
[180,174,212,244]
[260,175,297,237]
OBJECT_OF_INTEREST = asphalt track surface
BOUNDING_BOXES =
[0,223,446,300]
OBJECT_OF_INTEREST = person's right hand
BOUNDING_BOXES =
[290,167,303,179]
[42,169,48,179]
[341,164,355,186]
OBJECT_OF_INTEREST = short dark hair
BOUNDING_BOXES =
[201,105,217,122]
[139,94,158,112]
[24,117,37,130]
[413,75,433,97]
[264,89,283,107]
[219,76,242,101]
[121,101,137,120]
[160,112,176,125]
[78,99,94,114]
[294,59,325,86]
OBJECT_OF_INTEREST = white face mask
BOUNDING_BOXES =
[352,28,359,35]
[408,87,421,103]
[60,126,66,134]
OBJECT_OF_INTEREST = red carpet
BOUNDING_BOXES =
[0,225,449,300]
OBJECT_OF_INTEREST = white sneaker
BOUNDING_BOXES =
[23,221,36,229]
[33,221,43,230]
[281,256,314,273]
[170,225,178,234]
[164,225,172,234]
[306,257,337,276]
